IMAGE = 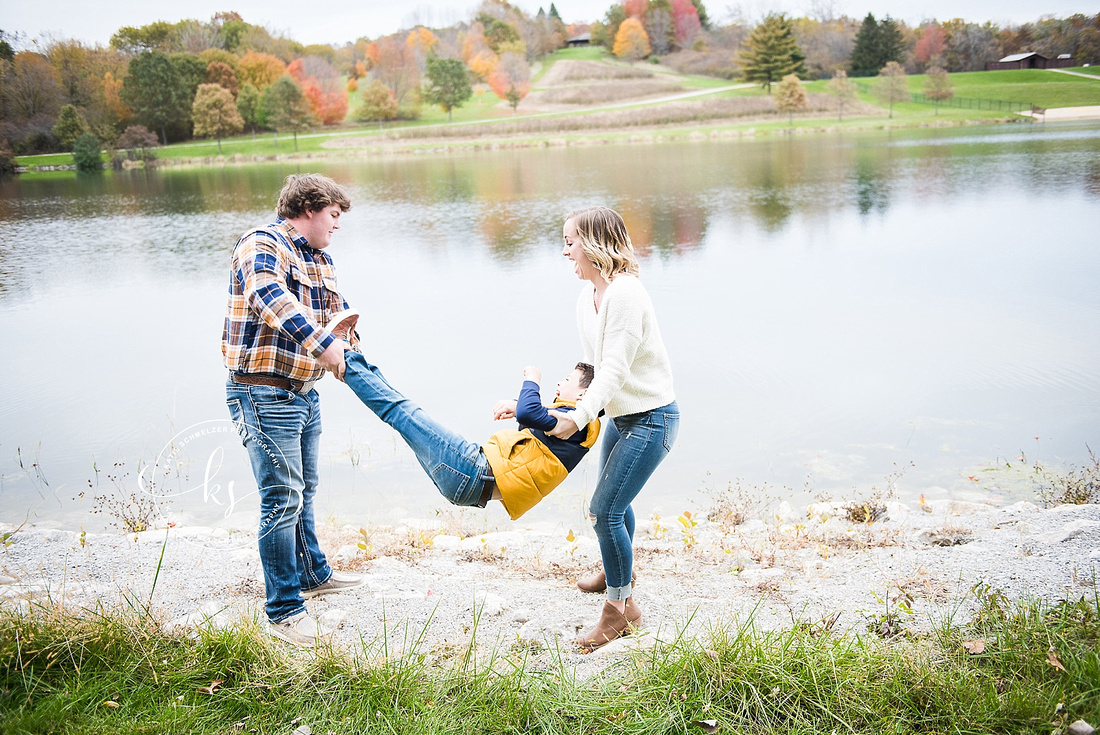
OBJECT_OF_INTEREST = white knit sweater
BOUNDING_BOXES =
[571,275,675,429]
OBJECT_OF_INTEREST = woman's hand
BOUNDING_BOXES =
[547,411,580,439]
[492,399,517,420]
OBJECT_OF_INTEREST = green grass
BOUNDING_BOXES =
[2,590,1098,734]
[904,69,1100,109]
[1066,66,1100,77]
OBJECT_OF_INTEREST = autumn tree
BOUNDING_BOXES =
[206,61,239,97]
[110,21,176,54]
[259,75,315,150]
[355,79,398,127]
[614,18,651,60]
[913,23,947,70]
[671,0,702,48]
[199,48,240,75]
[236,82,261,134]
[3,52,64,120]
[487,51,530,111]
[288,55,348,125]
[422,55,472,122]
[599,5,628,50]
[238,50,286,90]
[774,73,808,125]
[923,66,954,114]
[371,35,420,111]
[192,83,243,152]
[52,104,88,149]
[646,0,675,55]
[873,60,909,118]
[738,14,806,93]
[825,68,857,121]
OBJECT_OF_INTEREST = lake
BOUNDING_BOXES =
[1,122,1098,534]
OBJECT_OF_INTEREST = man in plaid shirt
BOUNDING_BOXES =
[223,174,363,646]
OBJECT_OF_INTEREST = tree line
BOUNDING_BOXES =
[0,0,571,160]
[1,0,1096,164]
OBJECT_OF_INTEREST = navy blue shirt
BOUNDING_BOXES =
[514,380,591,472]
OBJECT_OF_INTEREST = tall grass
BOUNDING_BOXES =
[3,588,1097,733]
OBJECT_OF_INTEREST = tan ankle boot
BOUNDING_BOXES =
[577,597,642,650]
[576,570,637,594]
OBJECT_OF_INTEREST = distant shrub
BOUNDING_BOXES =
[0,140,17,175]
[72,132,103,172]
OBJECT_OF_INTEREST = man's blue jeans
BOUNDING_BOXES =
[226,382,333,623]
[591,401,680,601]
[341,351,490,508]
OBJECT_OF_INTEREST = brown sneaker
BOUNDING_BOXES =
[577,597,642,650]
[576,570,636,594]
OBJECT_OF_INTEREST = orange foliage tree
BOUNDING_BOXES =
[288,56,348,125]
[613,18,651,60]
[238,51,286,90]
[487,51,530,111]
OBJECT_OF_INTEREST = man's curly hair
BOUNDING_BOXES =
[276,174,352,219]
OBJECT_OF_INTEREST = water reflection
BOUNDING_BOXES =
[1,122,1098,530]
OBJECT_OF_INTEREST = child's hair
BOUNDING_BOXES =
[565,206,640,280]
[575,362,595,389]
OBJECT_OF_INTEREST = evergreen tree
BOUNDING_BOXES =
[550,4,562,22]
[738,13,806,93]
[422,55,472,123]
[52,104,89,150]
[72,132,102,172]
[850,13,905,76]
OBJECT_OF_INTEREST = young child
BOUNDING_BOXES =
[329,311,599,519]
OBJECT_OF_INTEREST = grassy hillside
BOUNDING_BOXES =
[15,55,1100,171]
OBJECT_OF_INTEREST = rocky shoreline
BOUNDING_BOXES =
[2,498,1097,677]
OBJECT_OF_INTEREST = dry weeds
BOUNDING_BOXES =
[530,81,684,106]
[540,60,655,86]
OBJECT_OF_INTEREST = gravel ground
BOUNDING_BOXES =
[2,498,1098,678]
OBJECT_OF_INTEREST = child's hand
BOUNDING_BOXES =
[492,399,517,421]
[522,366,541,383]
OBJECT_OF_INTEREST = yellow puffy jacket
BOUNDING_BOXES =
[481,401,601,520]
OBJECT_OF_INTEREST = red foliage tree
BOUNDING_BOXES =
[288,56,348,125]
[487,51,530,111]
[623,0,649,19]
[914,23,947,66]
[670,0,701,47]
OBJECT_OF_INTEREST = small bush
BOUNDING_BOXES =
[72,132,103,172]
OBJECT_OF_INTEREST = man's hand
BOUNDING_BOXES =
[493,399,517,421]
[522,365,541,383]
[318,340,349,381]
[547,410,580,439]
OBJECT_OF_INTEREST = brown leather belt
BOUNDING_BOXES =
[231,372,319,395]
[477,463,496,508]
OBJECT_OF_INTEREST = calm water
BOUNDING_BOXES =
[1,122,1098,532]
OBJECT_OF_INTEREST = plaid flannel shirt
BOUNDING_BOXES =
[222,218,357,382]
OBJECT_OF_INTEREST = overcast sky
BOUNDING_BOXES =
[5,0,1095,48]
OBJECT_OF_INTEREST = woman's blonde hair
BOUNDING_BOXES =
[566,206,640,280]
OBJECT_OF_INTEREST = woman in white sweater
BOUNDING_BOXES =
[548,206,679,649]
